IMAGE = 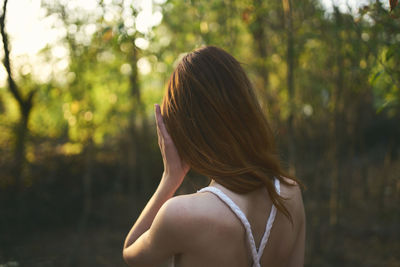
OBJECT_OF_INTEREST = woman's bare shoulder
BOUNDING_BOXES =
[279,177,305,222]
[280,177,303,198]
[163,191,223,223]
[155,191,226,248]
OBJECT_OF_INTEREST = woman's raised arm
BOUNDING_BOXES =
[122,104,190,266]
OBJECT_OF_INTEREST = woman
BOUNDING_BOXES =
[123,46,305,267]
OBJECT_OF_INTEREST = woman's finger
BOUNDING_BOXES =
[155,106,163,147]
[155,104,170,140]
[155,104,162,135]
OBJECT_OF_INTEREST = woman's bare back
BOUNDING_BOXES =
[170,178,305,267]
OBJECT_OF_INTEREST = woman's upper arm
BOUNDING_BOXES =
[287,186,306,267]
[123,197,191,267]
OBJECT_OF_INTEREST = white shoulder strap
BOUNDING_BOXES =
[257,178,280,259]
[198,178,280,267]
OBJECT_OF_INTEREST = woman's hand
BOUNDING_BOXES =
[155,104,190,189]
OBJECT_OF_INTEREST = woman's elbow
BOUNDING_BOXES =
[122,249,137,266]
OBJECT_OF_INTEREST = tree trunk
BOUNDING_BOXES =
[13,109,31,188]
[249,0,273,114]
[128,45,151,197]
[66,138,94,267]
[329,6,345,226]
[283,0,296,175]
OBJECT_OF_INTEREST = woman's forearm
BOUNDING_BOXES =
[123,172,180,249]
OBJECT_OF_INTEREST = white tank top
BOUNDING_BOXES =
[198,178,280,267]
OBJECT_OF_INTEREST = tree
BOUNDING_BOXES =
[282,0,296,175]
[0,0,36,190]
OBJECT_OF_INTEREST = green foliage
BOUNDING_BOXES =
[0,1,399,266]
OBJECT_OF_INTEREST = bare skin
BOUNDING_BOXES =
[122,104,305,267]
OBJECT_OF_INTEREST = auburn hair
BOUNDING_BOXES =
[161,46,300,221]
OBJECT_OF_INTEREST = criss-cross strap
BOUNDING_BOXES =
[257,178,280,260]
[198,178,280,267]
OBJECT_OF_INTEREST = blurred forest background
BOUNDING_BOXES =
[0,0,399,266]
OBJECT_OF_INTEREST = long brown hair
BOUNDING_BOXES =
[161,46,300,221]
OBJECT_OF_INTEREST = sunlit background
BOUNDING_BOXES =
[0,0,399,266]
[0,0,165,85]
[0,0,390,85]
